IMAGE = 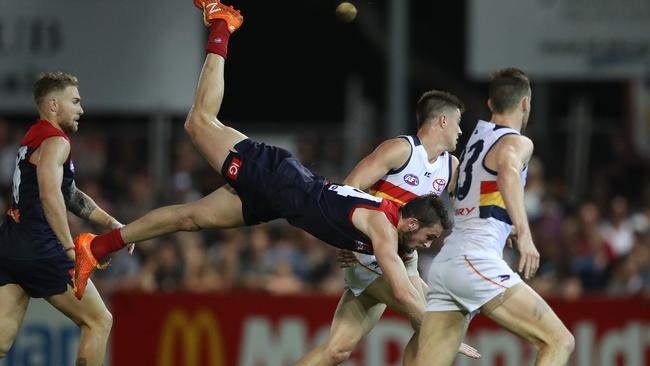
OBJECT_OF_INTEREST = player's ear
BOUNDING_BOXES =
[48,95,58,113]
[521,96,530,113]
[408,218,419,231]
[439,114,447,128]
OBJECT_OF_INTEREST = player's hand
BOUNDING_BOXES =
[458,342,481,359]
[516,231,539,279]
[337,249,358,268]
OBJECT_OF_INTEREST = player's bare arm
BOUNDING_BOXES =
[343,138,411,191]
[491,134,538,279]
[36,137,76,255]
[352,209,425,323]
[67,181,122,229]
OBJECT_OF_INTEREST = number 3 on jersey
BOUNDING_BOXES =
[455,140,484,201]
[12,146,28,204]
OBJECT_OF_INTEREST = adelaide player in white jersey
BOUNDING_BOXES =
[296,91,480,365]
[416,69,574,366]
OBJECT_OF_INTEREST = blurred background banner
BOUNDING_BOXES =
[467,0,650,79]
[109,293,650,366]
[0,0,202,113]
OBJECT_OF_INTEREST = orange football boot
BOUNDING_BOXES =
[194,0,243,32]
[73,233,110,300]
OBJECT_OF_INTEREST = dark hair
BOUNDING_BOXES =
[33,71,79,106]
[400,194,452,230]
[415,90,465,129]
[488,68,531,114]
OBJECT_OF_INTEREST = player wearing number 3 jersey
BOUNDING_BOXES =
[415,68,574,366]
[72,0,452,328]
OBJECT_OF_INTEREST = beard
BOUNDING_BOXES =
[397,231,415,253]
[60,119,78,134]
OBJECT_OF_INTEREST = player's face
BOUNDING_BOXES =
[445,108,462,151]
[399,222,444,251]
[55,86,83,134]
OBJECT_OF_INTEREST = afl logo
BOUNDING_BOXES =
[432,178,446,192]
[404,174,419,186]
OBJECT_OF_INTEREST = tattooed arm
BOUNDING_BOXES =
[66,181,122,230]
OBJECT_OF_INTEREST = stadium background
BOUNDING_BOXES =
[0,0,649,365]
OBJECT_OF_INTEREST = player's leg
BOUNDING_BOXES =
[47,280,111,366]
[482,283,574,365]
[0,284,29,358]
[119,185,244,244]
[362,276,421,366]
[364,276,480,364]
[415,311,469,366]
[185,2,247,172]
[73,186,245,299]
[184,54,248,173]
[294,289,386,366]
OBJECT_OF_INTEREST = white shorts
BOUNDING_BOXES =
[425,254,522,314]
[345,252,419,296]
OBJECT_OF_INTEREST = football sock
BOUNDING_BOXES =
[206,20,231,58]
[90,228,126,261]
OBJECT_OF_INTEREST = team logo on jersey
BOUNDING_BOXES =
[432,178,446,193]
[403,174,419,186]
[226,157,242,181]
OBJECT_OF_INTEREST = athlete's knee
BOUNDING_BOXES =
[95,309,113,335]
[84,308,112,336]
[176,205,203,232]
[0,336,16,358]
[184,111,222,138]
[323,344,353,365]
[536,326,575,356]
[555,328,575,355]
[184,114,202,139]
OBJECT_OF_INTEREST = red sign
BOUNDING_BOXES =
[111,293,650,366]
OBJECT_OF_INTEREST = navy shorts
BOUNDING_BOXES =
[0,251,74,298]
[221,138,326,225]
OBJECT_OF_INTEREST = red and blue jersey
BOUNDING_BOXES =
[0,119,75,259]
[222,139,405,255]
[288,183,401,255]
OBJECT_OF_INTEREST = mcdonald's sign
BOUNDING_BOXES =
[157,308,225,366]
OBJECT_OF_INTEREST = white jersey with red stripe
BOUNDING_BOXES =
[345,135,452,296]
[437,120,528,260]
[370,135,452,204]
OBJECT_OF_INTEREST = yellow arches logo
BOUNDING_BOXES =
[158,308,225,366]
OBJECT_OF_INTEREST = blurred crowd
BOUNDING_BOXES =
[0,117,649,301]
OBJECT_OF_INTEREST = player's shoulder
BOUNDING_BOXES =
[498,133,532,147]
[22,120,69,148]
[495,134,534,158]
[379,136,412,154]
[370,136,413,168]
